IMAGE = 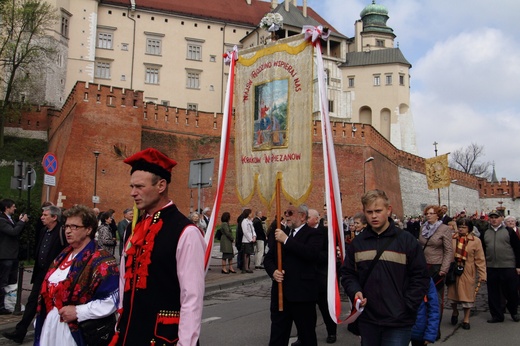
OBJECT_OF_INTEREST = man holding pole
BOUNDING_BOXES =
[264,204,323,346]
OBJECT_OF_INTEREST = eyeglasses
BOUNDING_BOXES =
[64,224,85,231]
[284,210,294,217]
[425,212,436,215]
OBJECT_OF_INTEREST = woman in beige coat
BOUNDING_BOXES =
[447,217,486,330]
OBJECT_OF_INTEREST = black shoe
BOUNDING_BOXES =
[487,317,504,323]
[451,315,458,325]
[2,331,24,344]
[291,340,302,346]
[512,314,520,322]
[461,322,470,330]
[326,334,337,343]
[0,308,11,315]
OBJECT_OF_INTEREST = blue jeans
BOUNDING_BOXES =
[359,321,412,346]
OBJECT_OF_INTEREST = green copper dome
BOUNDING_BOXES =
[360,0,388,18]
[360,1,394,35]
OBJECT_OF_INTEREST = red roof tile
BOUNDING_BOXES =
[101,0,342,34]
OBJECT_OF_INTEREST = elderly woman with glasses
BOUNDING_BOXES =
[34,205,119,346]
[447,217,486,330]
[418,205,454,338]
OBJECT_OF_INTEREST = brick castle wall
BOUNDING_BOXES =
[33,82,485,221]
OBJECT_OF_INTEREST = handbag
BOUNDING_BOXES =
[79,313,116,346]
[67,253,117,346]
[347,229,402,336]
[445,262,457,285]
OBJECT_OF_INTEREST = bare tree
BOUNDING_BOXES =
[0,0,58,147]
[449,143,491,178]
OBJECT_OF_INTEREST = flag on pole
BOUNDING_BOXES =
[203,46,237,272]
[425,154,451,190]
[303,25,345,324]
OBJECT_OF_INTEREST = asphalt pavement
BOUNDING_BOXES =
[0,244,517,345]
[0,243,268,342]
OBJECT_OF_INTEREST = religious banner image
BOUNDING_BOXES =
[235,34,313,207]
[254,79,288,150]
[425,153,451,190]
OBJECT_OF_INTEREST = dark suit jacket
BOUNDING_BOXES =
[441,214,452,225]
[0,212,26,260]
[264,224,323,302]
[31,222,67,283]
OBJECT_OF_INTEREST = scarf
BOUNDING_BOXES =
[454,234,469,262]
[421,220,443,239]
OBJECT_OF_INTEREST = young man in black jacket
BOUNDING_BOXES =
[341,190,429,345]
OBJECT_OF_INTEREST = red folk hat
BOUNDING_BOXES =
[124,148,177,183]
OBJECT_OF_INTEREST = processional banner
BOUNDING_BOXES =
[234,35,313,207]
[425,154,451,190]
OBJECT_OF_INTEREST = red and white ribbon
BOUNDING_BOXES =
[204,46,237,271]
[308,24,344,324]
[223,45,238,65]
[302,25,331,46]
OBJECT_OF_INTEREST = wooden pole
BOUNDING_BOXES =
[276,176,283,311]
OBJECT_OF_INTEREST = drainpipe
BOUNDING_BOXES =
[220,23,227,112]
[127,1,137,89]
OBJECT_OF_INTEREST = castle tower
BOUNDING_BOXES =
[342,1,417,154]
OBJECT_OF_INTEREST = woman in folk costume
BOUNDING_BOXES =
[34,205,119,346]
[448,217,487,330]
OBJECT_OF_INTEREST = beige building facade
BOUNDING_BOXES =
[40,0,415,153]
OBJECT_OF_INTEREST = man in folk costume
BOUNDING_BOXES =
[113,148,206,345]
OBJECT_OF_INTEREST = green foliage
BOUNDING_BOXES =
[0,136,47,260]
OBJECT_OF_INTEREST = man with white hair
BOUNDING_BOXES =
[505,216,519,238]
[200,207,211,233]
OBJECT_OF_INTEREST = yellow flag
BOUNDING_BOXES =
[425,154,451,190]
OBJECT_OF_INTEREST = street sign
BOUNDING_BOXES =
[188,159,214,188]
[92,196,100,204]
[44,174,56,186]
[42,152,58,175]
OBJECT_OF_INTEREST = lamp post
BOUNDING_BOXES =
[448,179,458,216]
[363,157,374,193]
[93,151,100,207]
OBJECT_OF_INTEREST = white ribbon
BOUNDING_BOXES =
[268,23,281,32]
[344,298,365,324]
[223,45,238,65]
[302,25,331,44]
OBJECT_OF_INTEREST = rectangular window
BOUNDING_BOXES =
[95,61,111,79]
[97,32,113,49]
[385,74,392,85]
[374,75,381,86]
[399,74,405,85]
[61,16,69,37]
[146,38,161,55]
[187,44,202,61]
[187,71,200,89]
[187,103,198,111]
[328,100,334,113]
[348,77,355,87]
[145,67,159,84]
[376,39,384,47]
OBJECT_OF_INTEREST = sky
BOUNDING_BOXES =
[302,0,520,181]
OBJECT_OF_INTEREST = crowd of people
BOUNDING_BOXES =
[1,146,519,346]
